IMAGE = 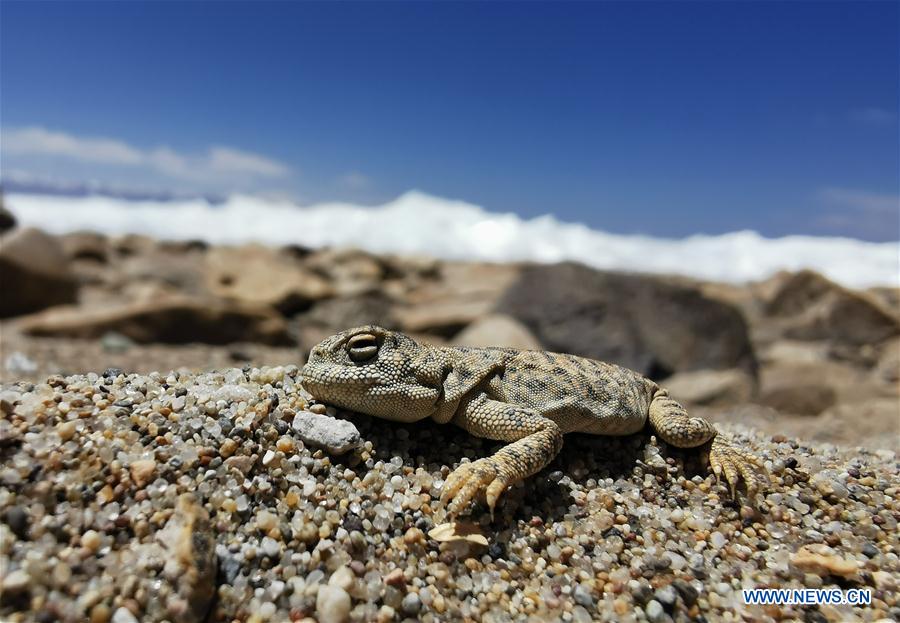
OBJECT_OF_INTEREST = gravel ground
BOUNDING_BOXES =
[0,366,897,623]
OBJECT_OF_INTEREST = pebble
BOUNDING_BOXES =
[292,410,362,454]
[645,599,665,623]
[654,584,678,611]
[316,585,351,623]
[400,592,422,616]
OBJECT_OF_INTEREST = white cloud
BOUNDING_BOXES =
[1,126,290,185]
[2,126,143,164]
[849,107,896,126]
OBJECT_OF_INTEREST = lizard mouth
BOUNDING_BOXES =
[299,362,383,390]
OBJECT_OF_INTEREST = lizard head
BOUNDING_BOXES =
[301,325,444,421]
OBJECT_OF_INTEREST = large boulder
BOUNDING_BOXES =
[0,199,15,234]
[661,368,755,407]
[397,263,520,337]
[495,263,757,379]
[0,228,78,317]
[59,231,109,263]
[451,314,543,351]
[303,248,386,297]
[18,296,292,345]
[206,245,333,315]
[764,270,900,348]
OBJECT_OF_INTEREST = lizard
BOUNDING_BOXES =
[300,325,766,515]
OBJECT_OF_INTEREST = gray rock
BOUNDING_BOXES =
[645,599,666,623]
[661,368,755,406]
[291,410,362,454]
[496,263,757,380]
[654,584,678,611]
[572,584,594,608]
[0,200,15,233]
[400,592,422,616]
[765,270,900,349]
[451,314,543,351]
[0,227,78,317]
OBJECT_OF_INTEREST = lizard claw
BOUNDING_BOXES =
[708,435,767,499]
[441,458,510,517]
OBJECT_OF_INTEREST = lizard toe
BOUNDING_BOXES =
[442,458,504,516]
[709,435,766,500]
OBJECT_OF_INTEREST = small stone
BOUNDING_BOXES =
[861,543,878,558]
[4,506,28,539]
[645,599,665,623]
[89,604,112,623]
[329,566,355,592]
[1,569,30,594]
[710,531,726,549]
[316,585,351,623]
[111,608,139,623]
[129,459,157,488]
[220,438,238,458]
[58,420,77,441]
[82,529,102,552]
[292,410,361,454]
[654,585,678,611]
[791,546,860,578]
[672,579,698,607]
[257,510,277,532]
[573,584,594,608]
[400,592,422,616]
[384,568,405,587]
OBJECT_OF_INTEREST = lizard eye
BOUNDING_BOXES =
[348,333,379,362]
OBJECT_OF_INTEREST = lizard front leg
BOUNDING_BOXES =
[441,393,563,516]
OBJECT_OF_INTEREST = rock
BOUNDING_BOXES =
[873,337,900,384]
[316,584,351,623]
[496,263,757,379]
[661,369,755,406]
[654,585,678,611]
[0,199,15,233]
[760,383,837,415]
[60,231,109,262]
[764,270,900,349]
[304,248,386,297]
[119,242,209,296]
[401,592,422,616]
[4,506,29,540]
[155,494,217,621]
[451,314,543,350]
[0,227,78,317]
[206,245,333,315]
[645,599,665,623]
[111,608,139,623]
[0,569,31,606]
[129,459,157,488]
[291,410,362,454]
[790,546,860,579]
[18,296,293,345]
[397,262,519,337]
[298,292,398,355]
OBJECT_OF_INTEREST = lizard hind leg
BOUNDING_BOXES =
[648,389,765,497]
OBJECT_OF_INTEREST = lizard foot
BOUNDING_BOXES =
[441,458,511,517]
[708,435,767,499]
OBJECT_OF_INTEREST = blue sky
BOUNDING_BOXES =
[1,1,898,240]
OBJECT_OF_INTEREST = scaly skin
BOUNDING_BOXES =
[301,325,766,515]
